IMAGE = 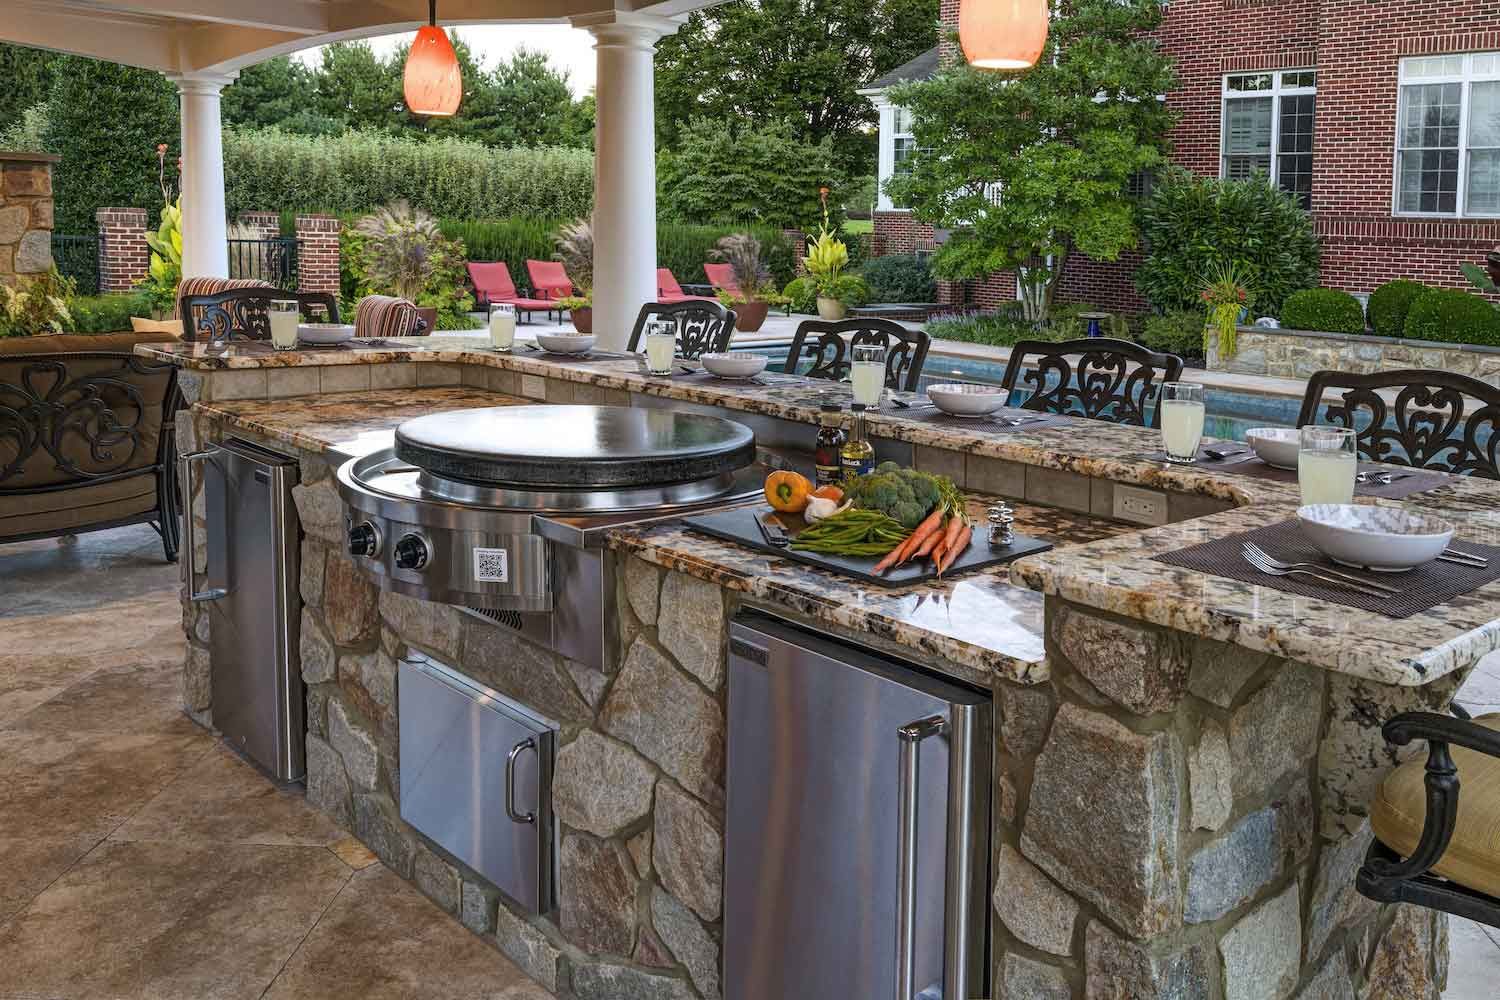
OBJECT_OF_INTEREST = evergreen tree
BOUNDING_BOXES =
[315,41,403,132]
[45,58,179,234]
[223,56,339,135]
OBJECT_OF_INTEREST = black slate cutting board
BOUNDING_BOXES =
[681,506,1052,587]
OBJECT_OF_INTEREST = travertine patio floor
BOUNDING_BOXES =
[0,524,554,1000]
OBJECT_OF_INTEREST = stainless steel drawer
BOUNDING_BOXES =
[398,654,557,913]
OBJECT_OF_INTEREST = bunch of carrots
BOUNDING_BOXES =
[872,503,972,577]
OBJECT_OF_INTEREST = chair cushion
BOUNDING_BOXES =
[354,295,419,338]
[0,472,158,538]
[1371,713,1500,898]
[0,331,177,356]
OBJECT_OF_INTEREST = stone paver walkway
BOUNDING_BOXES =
[0,525,553,1000]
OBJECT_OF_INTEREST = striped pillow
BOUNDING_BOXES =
[355,296,421,339]
[174,276,274,320]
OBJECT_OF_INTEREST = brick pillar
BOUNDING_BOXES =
[782,228,807,276]
[96,207,150,294]
[236,210,280,240]
[938,0,961,64]
[0,152,59,287]
[295,213,341,296]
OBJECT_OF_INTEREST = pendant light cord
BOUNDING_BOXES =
[429,0,437,27]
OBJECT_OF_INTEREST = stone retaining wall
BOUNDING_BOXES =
[1217,325,1500,385]
[0,151,57,286]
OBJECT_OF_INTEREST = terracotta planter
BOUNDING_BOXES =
[570,308,594,334]
[736,300,770,333]
[816,296,847,321]
[414,307,438,335]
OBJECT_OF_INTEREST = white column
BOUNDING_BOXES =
[575,13,678,351]
[168,72,236,280]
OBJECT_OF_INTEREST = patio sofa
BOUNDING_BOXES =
[0,331,182,561]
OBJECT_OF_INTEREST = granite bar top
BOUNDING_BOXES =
[161,340,1500,686]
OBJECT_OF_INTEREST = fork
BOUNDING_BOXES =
[1355,472,1411,485]
[1242,542,1399,595]
[997,416,1045,427]
[1242,546,1391,599]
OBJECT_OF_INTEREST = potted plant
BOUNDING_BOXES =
[554,218,594,334]
[1200,260,1254,367]
[709,233,789,333]
[354,200,446,332]
[132,143,185,333]
[805,188,864,320]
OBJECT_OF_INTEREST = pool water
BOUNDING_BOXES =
[743,346,1302,442]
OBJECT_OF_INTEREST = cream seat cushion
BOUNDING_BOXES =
[1370,713,1500,898]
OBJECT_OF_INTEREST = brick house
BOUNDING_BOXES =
[864,0,1500,315]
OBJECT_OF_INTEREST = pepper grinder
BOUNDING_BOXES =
[986,502,1015,548]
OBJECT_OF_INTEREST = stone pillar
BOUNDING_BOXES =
[295,214,342,296]
[0,151,59,286]
[169,72,236,281]
[575,12,678,351]
[96,207,150,293]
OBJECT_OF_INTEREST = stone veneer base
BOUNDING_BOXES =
[1218,325,1500,384]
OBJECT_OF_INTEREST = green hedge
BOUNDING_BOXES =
[1140,310,1205,360]
[223,128,594,221]
[860,254,935,303]
[1404,289,1500,346]
[1367,279,1432,339]
[67,293,148,333]
[1280,289,1366,334]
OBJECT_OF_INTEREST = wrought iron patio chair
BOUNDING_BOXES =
[179,288,341,345]
[626,300,737,360]
[782,318,932,392]
[1296,369,1500,479]
[998,337,1184,429]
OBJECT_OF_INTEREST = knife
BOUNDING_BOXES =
[757,512,791,548]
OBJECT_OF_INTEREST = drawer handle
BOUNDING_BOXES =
[506,737,537,825]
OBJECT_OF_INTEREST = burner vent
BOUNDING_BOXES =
[463,606,526,631]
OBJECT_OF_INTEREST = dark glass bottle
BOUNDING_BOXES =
[814,404,847,487]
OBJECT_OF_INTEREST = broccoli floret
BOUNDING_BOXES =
[876,461,904,475]
[847,472,931,527]
[890,501,926,528]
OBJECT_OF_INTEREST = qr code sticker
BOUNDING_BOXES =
[473,547,509,583]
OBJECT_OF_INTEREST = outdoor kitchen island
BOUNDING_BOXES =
[142,337,1500,1000]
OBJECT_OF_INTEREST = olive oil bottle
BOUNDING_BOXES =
[840,404,875,481]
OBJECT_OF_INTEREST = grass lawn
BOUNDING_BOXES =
[843,219,874,235]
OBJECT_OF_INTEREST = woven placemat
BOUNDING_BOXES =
[665,369,806,387]
[1152,519,1500,618]
[1217,459,1453,500]
[888,406,1075,431]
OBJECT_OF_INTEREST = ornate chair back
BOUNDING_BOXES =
[626,301,738,360]
[178,288,340,344]
[782,318,933,392]
[999,337,1184,428]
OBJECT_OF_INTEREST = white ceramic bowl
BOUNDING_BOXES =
[1296,504,1454,572]
[1245,427,1300,470]
[926,383,1009,417]
[700,352,767,379]
[297,323,355,345]
[535,332,595,355]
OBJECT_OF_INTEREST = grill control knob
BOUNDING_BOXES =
[394,534,429,571]
[347,521,379,557]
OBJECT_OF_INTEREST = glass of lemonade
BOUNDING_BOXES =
[268,299,300,351]
[850,343,886,407]
[644,319,676,376]
[1299,426,1358,505]
[489,303,516,352]
[1160,382,1205,464]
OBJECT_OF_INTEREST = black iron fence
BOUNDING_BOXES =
[53,234,101,295]
[228,237,299,291]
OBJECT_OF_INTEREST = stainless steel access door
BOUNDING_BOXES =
[725,610,991,1000]
[188,437,303,781]
[398,654,557,914]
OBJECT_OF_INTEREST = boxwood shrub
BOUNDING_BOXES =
[1403,289,1500,346]
[860,254,936,304]
[1366,279,1432,338]
[1279,289,1366,334]
[1140,310,1205,360]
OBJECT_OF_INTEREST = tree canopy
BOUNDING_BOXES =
[887,0,1177,321]
[654,0,939,179]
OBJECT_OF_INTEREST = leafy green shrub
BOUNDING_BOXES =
[342,203,474,328]
[661,223,796,290]
[1280,289,1366,334]
[223,128,595,221]
[0,271,74,338]
[784,277,817,314]
[1403,290,1500,346]
[924,305,1062,348]
[1367,279,1432,339]
[861,254,936,303]
[67,293,148,333]
[1140,310,1205,360]
[1135,168,1319,317]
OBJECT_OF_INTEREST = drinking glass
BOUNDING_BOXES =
[644,320,676,376]
[1298,426,1357,506]
[1159,382,1205,464]
[268,299,299,351]
[850,343,886,407]
[488,303,516,352]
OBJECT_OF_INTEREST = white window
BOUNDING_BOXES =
[1396,53,1500,217]
[1221,70,1317,207]
[892,106,917,177]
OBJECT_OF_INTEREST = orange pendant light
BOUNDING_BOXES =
[404,0,462,117]
[959,0,1050,71]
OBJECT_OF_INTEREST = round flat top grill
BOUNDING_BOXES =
[393,404,757,493]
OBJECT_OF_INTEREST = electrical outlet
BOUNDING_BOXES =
[1113,485,1167,526]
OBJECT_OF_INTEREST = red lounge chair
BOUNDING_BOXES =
[703,262,743,298]
[526,260,575,322]
[657,268,717,304]
[466,262,556,323]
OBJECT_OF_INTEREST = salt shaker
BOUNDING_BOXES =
[986,502,1015,548]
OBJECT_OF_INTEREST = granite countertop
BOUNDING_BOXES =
[164,341,1500,687]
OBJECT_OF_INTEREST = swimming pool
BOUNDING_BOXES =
[741,345,1301,442]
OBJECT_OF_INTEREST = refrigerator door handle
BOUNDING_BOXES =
[896,713,947,1000]
[506,736,538,825]
[181,448,228,603]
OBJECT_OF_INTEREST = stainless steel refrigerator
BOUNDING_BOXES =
[725,610,991,1000]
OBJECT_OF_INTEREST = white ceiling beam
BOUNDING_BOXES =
[91,0,331,35]
[0,5,175,70]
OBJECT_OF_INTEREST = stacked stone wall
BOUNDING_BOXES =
[0,152,57,286]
